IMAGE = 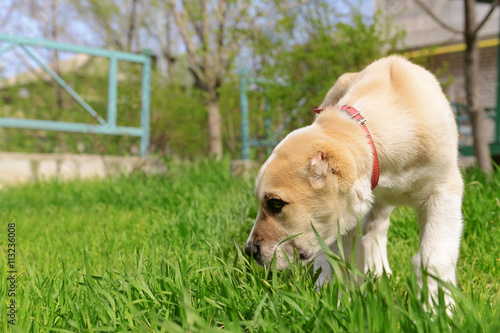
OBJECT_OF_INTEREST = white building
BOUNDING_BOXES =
[377,0,499,106]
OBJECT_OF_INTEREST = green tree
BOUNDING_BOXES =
[166,0,279,159]
[249,2,405,132]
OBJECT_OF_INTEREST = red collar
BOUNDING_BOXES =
[313,105,380,190]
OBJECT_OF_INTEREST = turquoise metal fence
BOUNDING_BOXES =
[239,70,307,160]
[452,103,500,156]
[0,33,152,156]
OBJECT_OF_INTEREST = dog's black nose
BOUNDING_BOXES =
[245,242,261,261]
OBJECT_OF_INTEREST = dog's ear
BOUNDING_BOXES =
[310,151,335,189]
[309,140,357,190]
[320,72,359,107]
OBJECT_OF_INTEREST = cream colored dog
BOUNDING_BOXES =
[245,56,463,308]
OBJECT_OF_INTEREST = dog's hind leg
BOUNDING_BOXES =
[412,173,464,309]
[361,203,394,276]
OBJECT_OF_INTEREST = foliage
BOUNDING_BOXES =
[0,160,499,332]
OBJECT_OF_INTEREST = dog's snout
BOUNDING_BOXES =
[245,242,261,261]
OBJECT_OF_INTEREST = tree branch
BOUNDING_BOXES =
[413,0,463,35]
[200,0,211,79]
[473,0,500,37]
[126,0,139,52]
[214,0,228,78]
[0,0,15,28]
[167,0,205,82]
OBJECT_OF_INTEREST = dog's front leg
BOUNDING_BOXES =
[314,226,365,288]
[413,175,463,310]
[361,203,394,276]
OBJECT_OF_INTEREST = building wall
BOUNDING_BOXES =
[376,0,500,106]
[429,46,498,144]
[431,46,498,108]
[375,0,500,48]
[376,0,500,146]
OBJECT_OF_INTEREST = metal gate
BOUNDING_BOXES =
[0,34,152,156]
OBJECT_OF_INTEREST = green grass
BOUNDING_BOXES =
[0,159,499,332]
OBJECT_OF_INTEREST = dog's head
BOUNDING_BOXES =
[245,125,369,268]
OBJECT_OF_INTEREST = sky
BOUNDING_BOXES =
[0,0,375,79]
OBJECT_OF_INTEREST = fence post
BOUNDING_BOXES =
[107,55,118,128]
[140,49,152,156]
[140,50,151,156]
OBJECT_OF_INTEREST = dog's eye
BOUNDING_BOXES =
[267,198,286,214]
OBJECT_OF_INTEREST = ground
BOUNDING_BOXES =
[0,158,499,332]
